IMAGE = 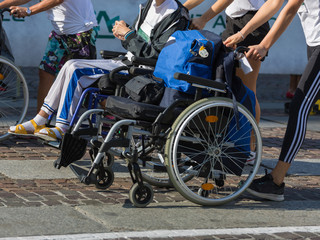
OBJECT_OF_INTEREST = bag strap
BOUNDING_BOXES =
[223,50,240,129]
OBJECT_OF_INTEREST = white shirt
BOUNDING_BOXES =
[46,0,97,35]
[138,0,178,42]
[298,0,320,47]
[225,0,265,18]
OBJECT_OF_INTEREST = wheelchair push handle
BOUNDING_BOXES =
[234,46,250,60]
[235,46,250,54]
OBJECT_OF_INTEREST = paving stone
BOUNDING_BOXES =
[295,232,320,238]
[274,232,303,239]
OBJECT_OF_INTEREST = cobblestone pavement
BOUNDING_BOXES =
[1,69,320,239]
[1,127,320,207]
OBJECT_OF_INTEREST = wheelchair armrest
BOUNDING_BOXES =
[109,65,130,81]
[131,56,157,67]
[174,73,226,93]
[100,50,126,59]
[129,67,154,76]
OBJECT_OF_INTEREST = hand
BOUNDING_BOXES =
[189,17,206,30]
[10,6,28,18]
[112,20,130,40]
[245,44,268,61]
[223,32,244,49]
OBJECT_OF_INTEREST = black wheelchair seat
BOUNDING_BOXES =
[105,96,166,122]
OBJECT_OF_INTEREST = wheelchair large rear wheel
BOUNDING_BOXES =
[165,97,262,206]
[0,56,29,141]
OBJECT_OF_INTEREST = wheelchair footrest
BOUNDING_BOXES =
[69,164,95,185]
[54,133,87,169]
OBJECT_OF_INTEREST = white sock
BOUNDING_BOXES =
[33,114,47,126]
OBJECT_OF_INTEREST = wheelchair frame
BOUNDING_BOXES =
[55,48,263,207]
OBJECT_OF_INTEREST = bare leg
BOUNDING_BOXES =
[271,161,290,186]
[37,69,55,112]
[291,74,301,94]
[38,110,49,119]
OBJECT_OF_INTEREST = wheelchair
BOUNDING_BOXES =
[54,46,262,208]
[0,8,29,141]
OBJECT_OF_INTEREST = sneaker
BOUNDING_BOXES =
[246,151,256,164]
[246,173,285,201]
[0,81,7,91]
[286,91,294,99]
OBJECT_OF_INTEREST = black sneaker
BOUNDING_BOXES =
[246,173,285,201]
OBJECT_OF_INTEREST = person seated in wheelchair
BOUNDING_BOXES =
[8,0,190,141]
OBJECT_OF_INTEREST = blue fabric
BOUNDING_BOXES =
[153,30,222,94]
[58,67,110,123]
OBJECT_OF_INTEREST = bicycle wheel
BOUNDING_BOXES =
[165,97,262,206]
[0,56,29,141]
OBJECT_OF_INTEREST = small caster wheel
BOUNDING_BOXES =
[215,178,224,187]
[53,160,61,169]
[81,175,91,185]
[129,182,154,208]
[197,188,211,197]
[95,167,114,189]
[214,174,225,187]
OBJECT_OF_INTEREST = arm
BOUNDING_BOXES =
[183,0,204,11]
[224,0,285,48]
[187,0,233,30]
[0,0,30,9]
[10,0,63,18]
[246,0,304,60]
[112,20,130,41]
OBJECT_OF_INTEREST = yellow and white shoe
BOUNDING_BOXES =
[8,119,45,136]
[35,127,65,142]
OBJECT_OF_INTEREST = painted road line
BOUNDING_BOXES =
[1,226,320,239]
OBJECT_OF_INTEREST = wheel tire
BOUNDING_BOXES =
[165,97,262,206]
[0,56,29,141]
[95,167,114,189]
[129,182,154,208]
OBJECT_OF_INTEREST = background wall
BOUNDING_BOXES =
[4,0,307,74]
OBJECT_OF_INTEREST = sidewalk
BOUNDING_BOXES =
[0,68,320,239]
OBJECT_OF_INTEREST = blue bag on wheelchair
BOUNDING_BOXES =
[153,30,222,94]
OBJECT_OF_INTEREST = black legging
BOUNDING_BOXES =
[279,45,320,163]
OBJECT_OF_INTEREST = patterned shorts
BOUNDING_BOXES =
[39,27,98,75]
